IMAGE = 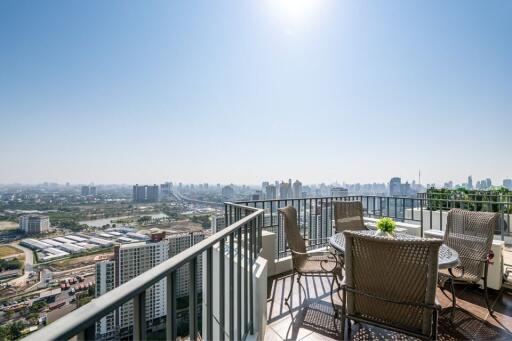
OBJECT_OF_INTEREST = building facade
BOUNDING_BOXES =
[19,215,50,234]
[95,261,116,339]
[132,184,159,203]
[168,233,205,297]
[389,177,402,196]
[330,187,348,197]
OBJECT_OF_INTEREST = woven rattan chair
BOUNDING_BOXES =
[440,208,499,315]
[279,205,342,310]
[333,201,366,233]
[341,231,442,340]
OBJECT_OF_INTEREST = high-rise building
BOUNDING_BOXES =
[95,261,116,339]
[81,185,97,196]
[400,182,411,197]
[221,185,235,198]
[467,176,473,190]
[486,178,492,189]
[389,177,402,196]
[251,191,262,201]
[19,215,50,234]
[211,215,226,233]
[168,233,205,297]
[503,179,512,190]
[95,240,170,339]
[132,184,159,203]
[265,185,277,200]
[81,186,90,196]
[331,187,348,197]
[292,180,303,199]
[160,182,172,198]
[279,182,291,199]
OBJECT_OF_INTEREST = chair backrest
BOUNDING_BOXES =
[333,201,365,233]
[444,208,498,279]
[344,231,442,337]
[279,206,307,269]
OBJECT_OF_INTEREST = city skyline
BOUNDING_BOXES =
[1,1,511,185]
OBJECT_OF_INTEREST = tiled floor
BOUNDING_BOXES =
[266,273,512,340]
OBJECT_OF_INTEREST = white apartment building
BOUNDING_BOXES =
[168,233,205,297]
[95,240,169,339]
[95,232,207,339]
[95,261,116,339]
[19,215,50,234]
[117,241,169,330]
[211,215,226,233]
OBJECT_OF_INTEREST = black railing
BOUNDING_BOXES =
[237,195,512,259]
[24,203,263,341]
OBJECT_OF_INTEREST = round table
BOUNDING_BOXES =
[329,231,460,269]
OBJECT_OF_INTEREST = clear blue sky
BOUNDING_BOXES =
[1,1,511,185]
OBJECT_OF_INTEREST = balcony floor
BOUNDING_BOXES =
[266,273,512,340]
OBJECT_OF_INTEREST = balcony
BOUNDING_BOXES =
[23,196,512,340]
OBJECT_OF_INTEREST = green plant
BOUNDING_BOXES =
[376,217,396,233]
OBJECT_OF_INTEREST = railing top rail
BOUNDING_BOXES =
[23,204,263,341]
[236,195,512,206]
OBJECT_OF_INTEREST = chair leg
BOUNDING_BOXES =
[341,287,349,339]
[449,277,456,323]
[285,272,295,304]
[483,276,494,316]
[330,274,337,315]
[432,308,438,341]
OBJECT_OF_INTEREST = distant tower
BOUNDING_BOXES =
[418,170,421,185]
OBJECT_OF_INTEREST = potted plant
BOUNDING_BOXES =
[375,217,396,237]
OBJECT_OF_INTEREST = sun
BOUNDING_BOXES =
[265,0,327,29]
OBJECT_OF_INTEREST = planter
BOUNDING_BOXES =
[374,229,396,238]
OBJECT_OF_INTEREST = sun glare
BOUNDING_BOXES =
[265,0,327,31]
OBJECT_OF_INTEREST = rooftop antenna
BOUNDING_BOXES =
[419,170,421,185]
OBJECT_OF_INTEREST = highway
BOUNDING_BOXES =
[173,191,223,207]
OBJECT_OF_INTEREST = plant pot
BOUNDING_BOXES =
[374,229,395,238]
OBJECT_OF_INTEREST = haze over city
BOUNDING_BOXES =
[1,1,511,185]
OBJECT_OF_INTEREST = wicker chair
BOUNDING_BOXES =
[333,201,366,233]
[341,231,442,340]
[279,205,342,310]
[440,208,499,315]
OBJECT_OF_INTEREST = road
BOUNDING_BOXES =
[7,243,35,286]
[173,191,223,207]
[46,275,95,322]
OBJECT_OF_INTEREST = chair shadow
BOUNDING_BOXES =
[283,298,342,340]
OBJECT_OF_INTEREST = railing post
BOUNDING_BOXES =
[166,272,177,341]
[133,291,147,341]
[206,247,213,340]
[77,323,95,341]
[237,229,242,340]
[229,233,234,340]
[189,258,198,341]
[219,239,225,341]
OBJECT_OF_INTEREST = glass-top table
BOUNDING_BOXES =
[329,230,460,269]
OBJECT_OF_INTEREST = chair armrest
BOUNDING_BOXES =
[290,249,309,256]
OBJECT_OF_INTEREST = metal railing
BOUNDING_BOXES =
[237,195,512,259]
[24,203,263,341]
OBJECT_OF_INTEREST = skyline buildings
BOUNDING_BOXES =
[132,184,159,203]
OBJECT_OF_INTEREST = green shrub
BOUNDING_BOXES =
[376,217,396,233]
